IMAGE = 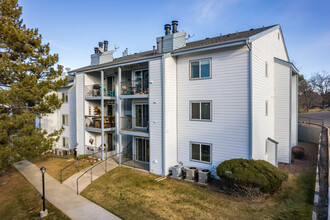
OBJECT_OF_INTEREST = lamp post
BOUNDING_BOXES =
[40,166,48,218]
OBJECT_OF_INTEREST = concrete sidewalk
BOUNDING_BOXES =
[14,160,120,220]
[63,159,118,193]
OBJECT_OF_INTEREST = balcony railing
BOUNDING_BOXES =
[85,84,116,98]
[120,116,149,133]
[85,115,115,129]
[121,81,149,95]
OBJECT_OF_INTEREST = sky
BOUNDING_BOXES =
[19,0,330,78]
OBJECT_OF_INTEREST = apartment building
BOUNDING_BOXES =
[43,21,298,177]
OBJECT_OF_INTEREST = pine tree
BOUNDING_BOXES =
[0,0,66,168]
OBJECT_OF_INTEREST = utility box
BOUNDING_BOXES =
[185,167,198,182]
[172,164,183,179]
[198,169,211,184]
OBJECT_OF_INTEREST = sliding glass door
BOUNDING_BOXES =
[134,70,148,93]
[135,103,149,128]
[135,138,149,163]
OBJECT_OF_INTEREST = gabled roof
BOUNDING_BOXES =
[71,24,279,73]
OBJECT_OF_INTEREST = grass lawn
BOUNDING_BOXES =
[81,167,315,220]
[29,155,93,182]
[0,168,70,220]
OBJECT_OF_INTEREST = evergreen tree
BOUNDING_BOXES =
[0,0,66,168]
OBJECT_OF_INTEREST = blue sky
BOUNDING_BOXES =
[19,0,330,78]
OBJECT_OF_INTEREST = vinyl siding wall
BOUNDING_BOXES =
[251,28,289,160]
[274,62,291,163]
[164,56,177,174]
[148,59,163,175]
[177,46,250,177]
[291,74,298,147]
[76,73,85,155]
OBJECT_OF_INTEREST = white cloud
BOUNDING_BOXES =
[191,0,241,24]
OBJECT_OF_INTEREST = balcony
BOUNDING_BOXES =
[85,84,116,100]
[120,117,149,137]
[85,115,116,132]
[120,81,149,99]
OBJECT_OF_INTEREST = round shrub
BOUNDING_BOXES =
[216,159,288,193]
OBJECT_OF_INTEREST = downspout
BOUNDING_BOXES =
[246,39,253,159]
[161,54,166,176]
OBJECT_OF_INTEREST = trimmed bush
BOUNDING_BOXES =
[292,146,305,159]
[216,159,288,193]
[77,154,88,160]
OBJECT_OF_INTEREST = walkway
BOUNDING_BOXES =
[14,160,120,220]
[64,159,118,193]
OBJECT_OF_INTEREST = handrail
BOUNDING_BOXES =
[76,152,120,194]
[59,151,100,184]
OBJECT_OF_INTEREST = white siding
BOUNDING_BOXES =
[76,73,85,155]
[291,74,298,147]
[251,27,289,160]
[164,56,177,174]
[274,62,291,163]
[69,84,77,149]
[149,59,163,175]
[177,46,250,177]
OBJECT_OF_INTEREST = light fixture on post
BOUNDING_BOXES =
[40,166,48,218]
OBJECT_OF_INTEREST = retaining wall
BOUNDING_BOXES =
[298,124,322,144]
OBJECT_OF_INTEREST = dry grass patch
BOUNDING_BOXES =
[29,155,93,182]
[82,167,314,220]
[0,168,70,220]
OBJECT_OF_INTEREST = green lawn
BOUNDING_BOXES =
[81,167,314,220]
[29,155,93,182]
[0,168,70,220]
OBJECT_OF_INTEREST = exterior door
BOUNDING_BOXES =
[108,133,115,153]
[135,137,149,163]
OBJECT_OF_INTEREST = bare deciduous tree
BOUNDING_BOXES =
[310,71,330,109]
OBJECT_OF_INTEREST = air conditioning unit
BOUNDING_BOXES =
[198,169,211,184]
[185,167,198,182]
[171,164,183,179]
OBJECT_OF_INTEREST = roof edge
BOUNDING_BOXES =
[274,57,299,74]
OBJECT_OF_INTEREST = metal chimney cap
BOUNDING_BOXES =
[164,24,171,28]
[172,20,178,24]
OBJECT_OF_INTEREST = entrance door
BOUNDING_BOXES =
[135,137,149,163]
[107,133,115,153]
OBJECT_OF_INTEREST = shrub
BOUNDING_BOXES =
[77,154,88,160]
[216,159,288,193]
[292,146,305,159]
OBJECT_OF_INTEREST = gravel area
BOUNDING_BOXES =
[279,141,318,175]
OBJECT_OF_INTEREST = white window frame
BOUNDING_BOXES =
[189,58,212,80]
[190,101,212,121]
[63,137,69,148]
[134,103,149,129]
[62,114,69,126]
[133,69,149,93]
[134,137,149,163]
[190,142,212,163]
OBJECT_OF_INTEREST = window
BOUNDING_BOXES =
[265,62,268,77]
[190,59,211,79]
[191,142,211,163]
[62,92,68,103]
[265,100,268,116]
[62,114,69,126]
[134,70,148,93]
[135,103,149,127]
[190,101,211,121]
[63,137,69,148]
